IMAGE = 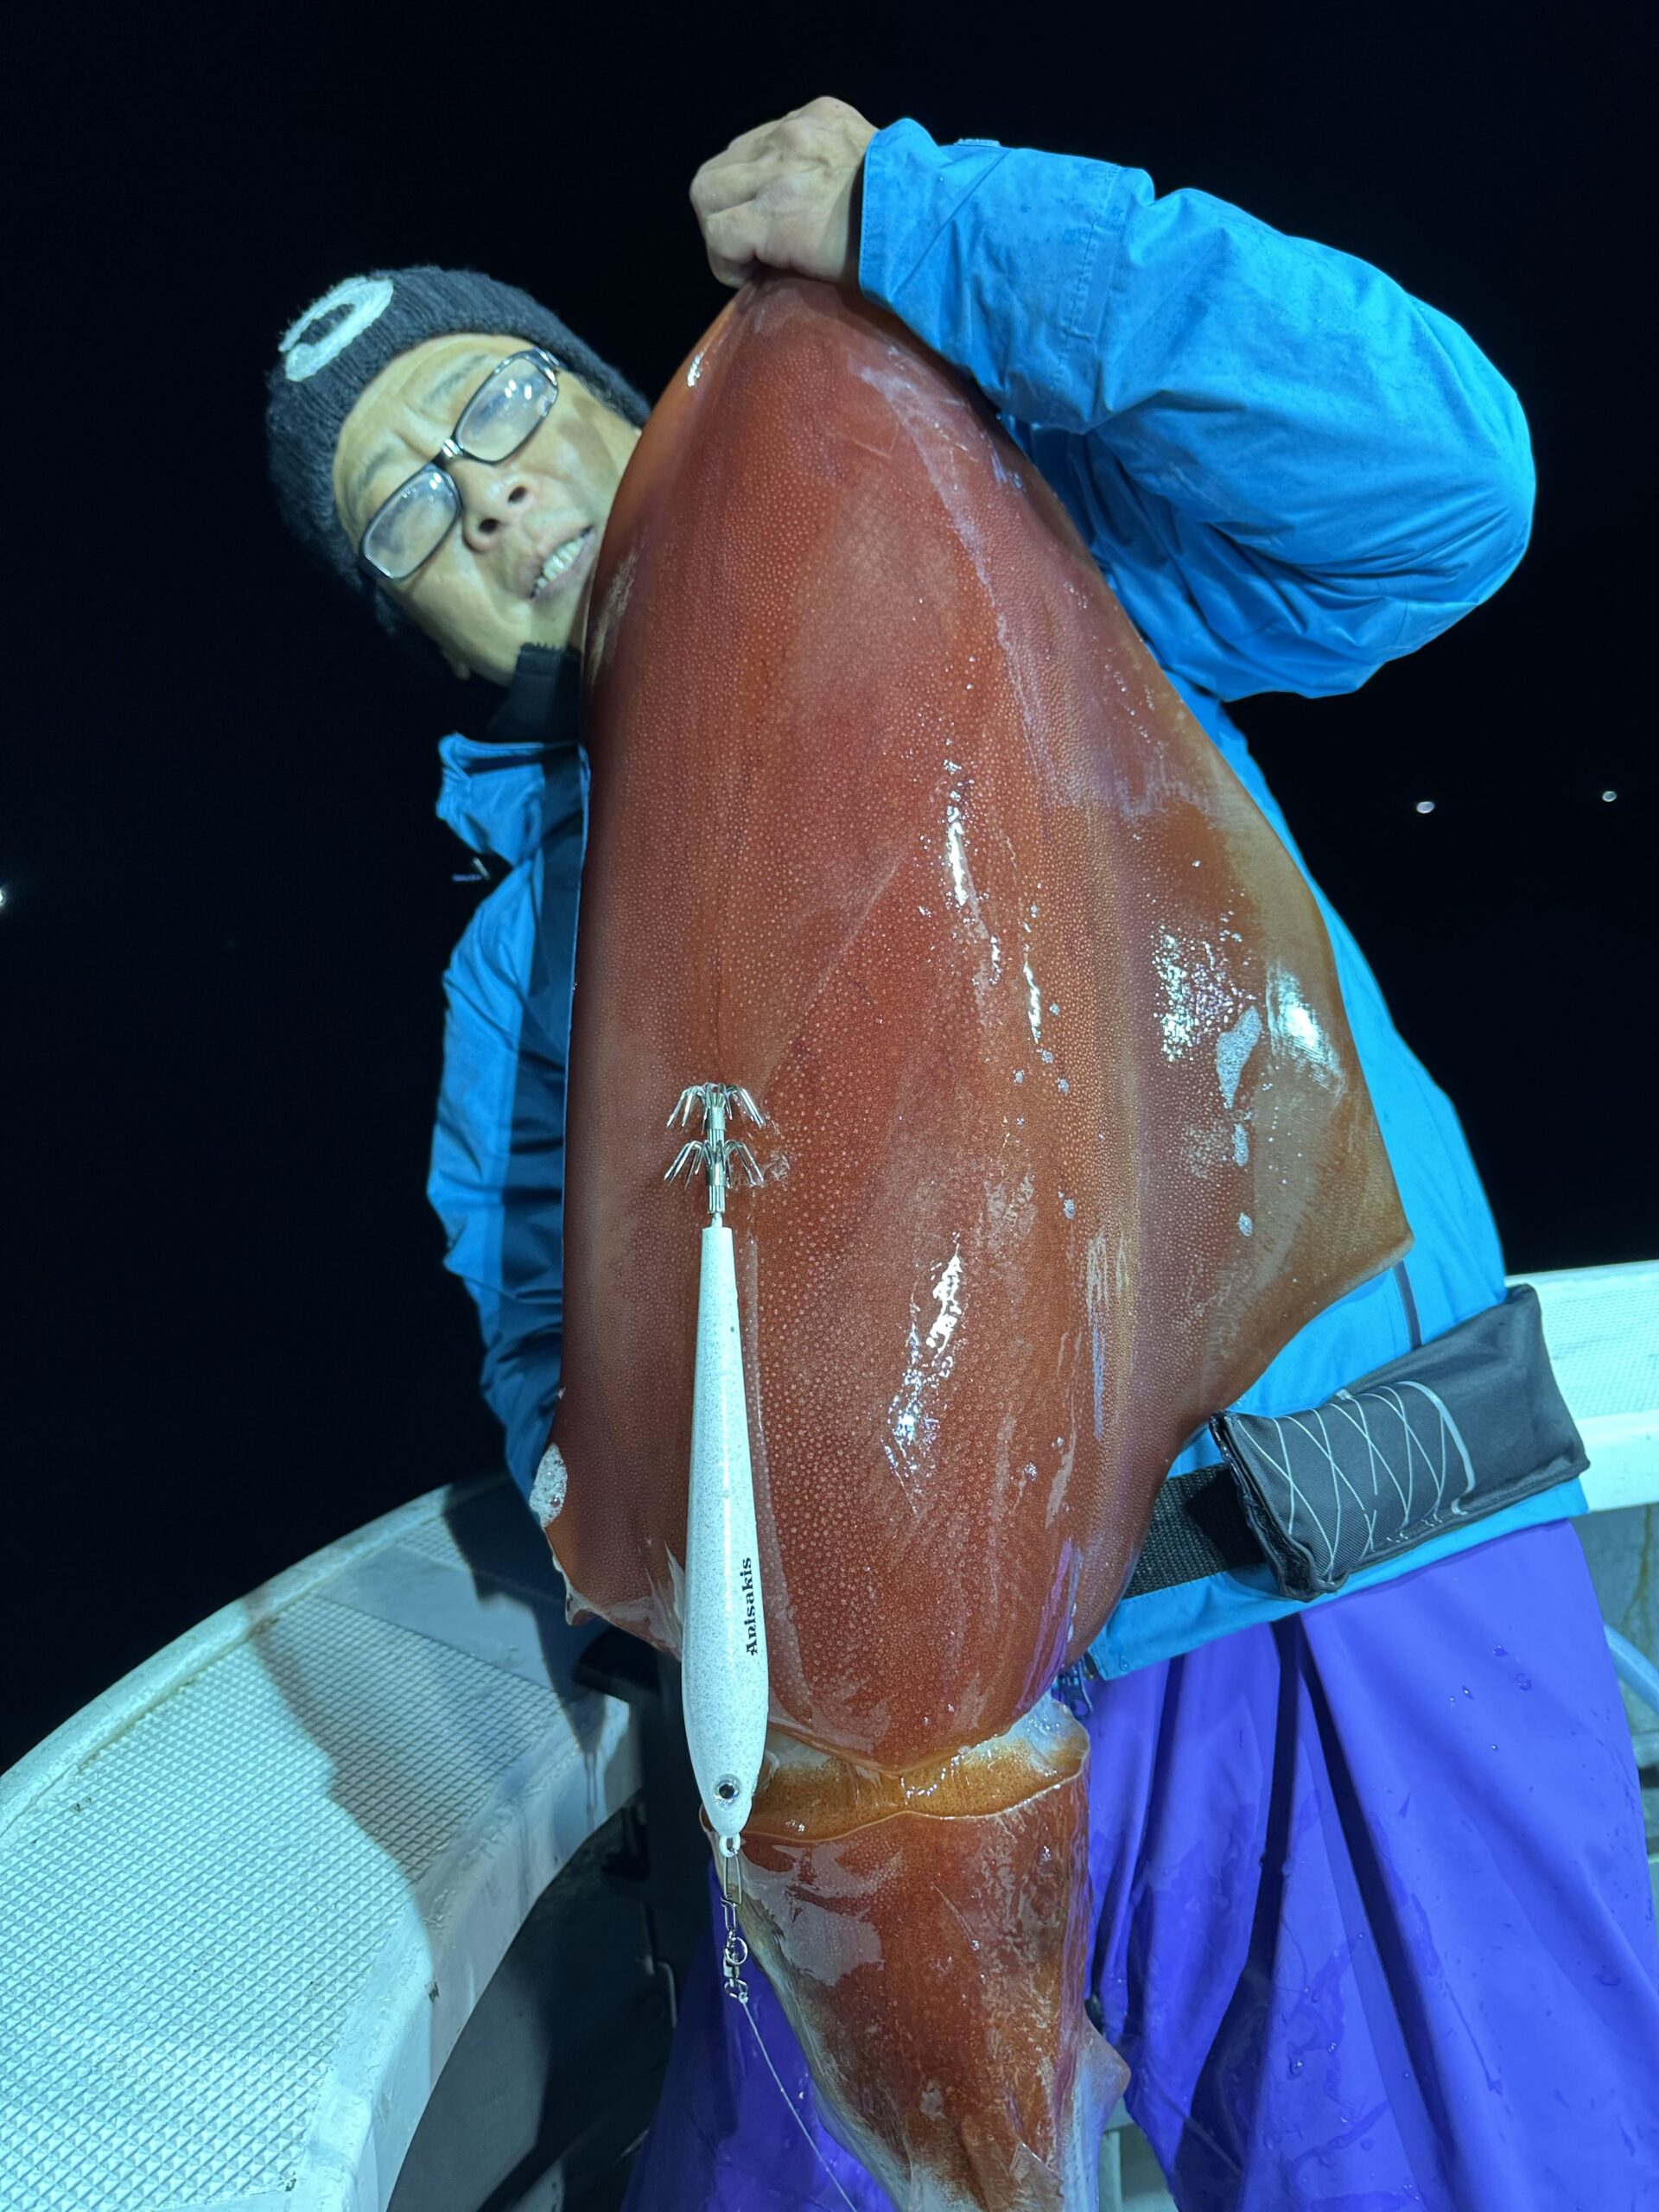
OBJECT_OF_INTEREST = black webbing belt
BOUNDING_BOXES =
[1123,1459,1258,1599]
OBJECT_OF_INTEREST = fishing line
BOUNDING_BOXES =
[738,1998,863,2212]
[722,1879,862,2212]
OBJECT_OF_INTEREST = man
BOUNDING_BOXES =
[267,99,1659,2210]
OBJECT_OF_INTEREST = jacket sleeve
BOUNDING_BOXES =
[858,118,1535,701]
[427,773,584,1500]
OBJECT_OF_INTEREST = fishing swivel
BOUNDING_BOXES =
[718,1845,750,2005]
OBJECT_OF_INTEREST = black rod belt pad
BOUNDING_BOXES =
[1126,1286,1586,1605]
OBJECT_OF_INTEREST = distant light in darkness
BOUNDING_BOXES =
[0,884,9,909]
[1414,799,1436,815]
[1602,789,1618,802]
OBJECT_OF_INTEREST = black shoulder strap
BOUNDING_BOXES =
[487,643,582,747]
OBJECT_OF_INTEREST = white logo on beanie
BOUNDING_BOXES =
[280,275,395,382]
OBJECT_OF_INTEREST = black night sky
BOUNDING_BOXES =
[3,10,1650,1770]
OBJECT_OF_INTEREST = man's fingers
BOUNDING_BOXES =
[702,203,767,288]
[716,119,778,163]
[690,156,772,219]
[694,98,855,210]
[690,97,878,288]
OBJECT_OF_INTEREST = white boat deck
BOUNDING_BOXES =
[2,1262,1655,2212]
[0,1480,639,2212]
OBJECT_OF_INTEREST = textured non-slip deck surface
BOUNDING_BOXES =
[0,1481,638,2212]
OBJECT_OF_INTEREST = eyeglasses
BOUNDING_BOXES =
[358,347,563,582]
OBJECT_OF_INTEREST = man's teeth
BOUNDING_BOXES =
[537,531,590,589]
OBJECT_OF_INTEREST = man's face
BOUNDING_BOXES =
[332,331,641,684]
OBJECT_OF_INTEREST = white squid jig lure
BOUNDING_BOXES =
[665,1083,770,1864]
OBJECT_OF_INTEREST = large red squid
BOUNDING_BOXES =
[537,277,1409,2209]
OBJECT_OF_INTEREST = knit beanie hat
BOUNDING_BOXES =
[265,266,651,647]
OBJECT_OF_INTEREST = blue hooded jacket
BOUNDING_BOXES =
[427,120,1584,1678]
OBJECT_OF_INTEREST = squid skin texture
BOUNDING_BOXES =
[539,276,1411,2207]
[545,274,1410,1773]
[739,1704,1126,2212]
